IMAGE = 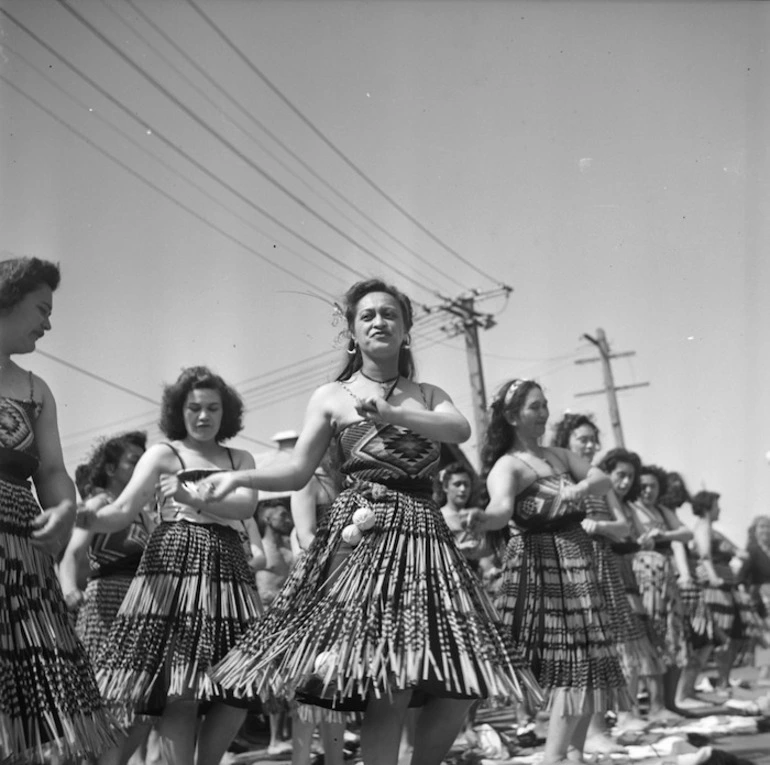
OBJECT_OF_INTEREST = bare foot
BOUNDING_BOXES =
[646,708,684,726]
[676,696,713,711]
[583,734,626,754]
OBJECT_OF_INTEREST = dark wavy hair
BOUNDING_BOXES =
[660,471,691,510]
[480,379,543,477]
[0,257,61,312]
[598,447,643,502]
[691,490,720,518]
[75,431,147,499]
[638,464,669,503]
[550,412,600,451]
[434,461,474,506]
[335,279,416,382]
[159,366,244,441]
[748,515,770,547]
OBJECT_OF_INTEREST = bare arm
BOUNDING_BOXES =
[242,517,266,572]
[693,519,723,585]
[551,447,611,500]
[658,505,694,544]
[587,490,632,540]
[368,383,471,444]
[30,378,76,553]
[291,477,319,551]
[205,385,337,499]
[671,540,694,583]
[471,456,519,532]
[58,524,92,608]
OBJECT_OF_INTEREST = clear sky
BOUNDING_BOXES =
[1,0,768,544]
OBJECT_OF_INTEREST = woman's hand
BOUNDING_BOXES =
[158,473,200,507]
[354,394,393,423]
[582,518,599,535]
[63,588,86,611]
[30,499,75,555]
[74,492,112,529]
[463,508,486,534]
[560,481,587,503]
[201,471,243,503]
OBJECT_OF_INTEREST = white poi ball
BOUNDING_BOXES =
[341,524,363,545]
[352,506,376,531]
[314,650,338,676]
[765,450,770,464]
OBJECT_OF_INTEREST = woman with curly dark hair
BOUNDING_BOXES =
[466,381,629,765]
[628,464,692,721]
[0,256,119,763]
[76,366,263,765]
[551,416,660,751]
[59,431,153,765]
[201,280,540,765]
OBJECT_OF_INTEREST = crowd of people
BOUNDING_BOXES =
[2,256,769,765]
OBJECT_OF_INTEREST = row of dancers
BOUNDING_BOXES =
[1,256,768,765]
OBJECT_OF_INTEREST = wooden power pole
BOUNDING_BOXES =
[574,328,649,448]
[426,286,512,461]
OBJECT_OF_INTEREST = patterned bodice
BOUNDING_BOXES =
[88,502,152,578]
[0,396,42,479]
[582,493,613,522]
[335,420,440,495]
[512,473,584,530]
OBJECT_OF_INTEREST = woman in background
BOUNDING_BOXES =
[76,366,263,765]
[552,415,660,751]
[468,380,629,765]
[60,431,157,765]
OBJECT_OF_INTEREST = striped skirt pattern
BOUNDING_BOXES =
[592,537,663,679]
[76,573,135,661]
[1,479,119,764]
[632,550,688,669]
[94,520,263,724]
[495,525,632,716]
[211,483,542,713]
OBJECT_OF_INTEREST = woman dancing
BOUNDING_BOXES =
[0,256,118,763]
[59,431,159,765]
[203,279,540,765]
[629,464,692,721]
[551,414,661,751]
[467,380,630,765]
[75,366,263,765]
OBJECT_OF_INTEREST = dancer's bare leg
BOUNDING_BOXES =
[409,698,473,765]
[195,702,247,765]
[360,690,412,765]
[157,700,198,765]
[542,689,583,765]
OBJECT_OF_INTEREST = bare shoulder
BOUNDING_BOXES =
[230,448,256,470]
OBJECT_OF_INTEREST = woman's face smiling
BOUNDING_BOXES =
[183,388,223,443]
[352,291,406,360]
[511,386,549,439]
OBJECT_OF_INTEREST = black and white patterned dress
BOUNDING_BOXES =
[0,385,119,764]
[494,466,631,715]
[212,417,541,713]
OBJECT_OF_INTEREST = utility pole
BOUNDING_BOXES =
[574,328,649,448]
[423,285,512,461]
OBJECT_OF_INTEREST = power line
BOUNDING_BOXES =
[2,71,351,302]
[3,43,349,296]
[110,0,465,294]
[186,0,502,287]
[2,7,374,294]
[54,0,436,299]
